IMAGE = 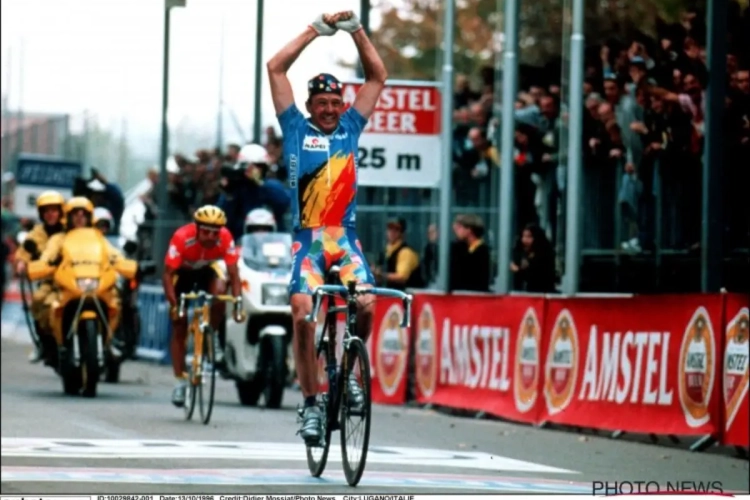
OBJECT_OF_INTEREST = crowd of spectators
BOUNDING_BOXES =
[450,3,750,290]
[139,127,287,229]
[4,4,749,296]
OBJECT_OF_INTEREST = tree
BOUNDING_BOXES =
[346,0,693,83]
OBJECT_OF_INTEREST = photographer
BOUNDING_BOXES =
[73,168,125,235]
[217,143,291,240]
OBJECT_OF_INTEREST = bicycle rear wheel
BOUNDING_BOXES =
[339,338,372,487]
[198,325,217,425]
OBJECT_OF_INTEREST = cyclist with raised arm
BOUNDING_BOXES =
[267,10,387,446]
[162,205,243,407]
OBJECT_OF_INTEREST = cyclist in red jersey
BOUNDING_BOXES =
[162,205,243,407]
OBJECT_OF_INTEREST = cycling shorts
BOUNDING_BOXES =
[289,226,374,295]
[173,263,225,297]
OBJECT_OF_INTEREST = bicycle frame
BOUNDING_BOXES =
[178,291,236,385]
[306,281,412,411]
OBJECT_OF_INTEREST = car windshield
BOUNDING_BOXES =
[240,232,292,271]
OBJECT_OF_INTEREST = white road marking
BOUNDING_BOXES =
[0,438,576,474]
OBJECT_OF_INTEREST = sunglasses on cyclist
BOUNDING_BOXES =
[197,225,220,237]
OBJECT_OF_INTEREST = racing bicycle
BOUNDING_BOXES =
[303,266,412,486]
[178,290,242,424]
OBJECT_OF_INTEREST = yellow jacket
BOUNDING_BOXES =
[39,231,137,281]
[38,233,67,265]
[104,240,127,267]
[15,224,61,263]
[385,239,420,282]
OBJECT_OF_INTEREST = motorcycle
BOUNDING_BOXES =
[26,228,138,397]
[222,231,294,409]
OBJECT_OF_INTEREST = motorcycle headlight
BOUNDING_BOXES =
[262,284,288,306]
[76,278,100,292]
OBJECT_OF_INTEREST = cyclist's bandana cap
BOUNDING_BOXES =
[308,73,342,98]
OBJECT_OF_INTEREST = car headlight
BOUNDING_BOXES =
[262,284,288,306]
[76,278,100,292]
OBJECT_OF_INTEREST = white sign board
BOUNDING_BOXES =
[13,155,82,219]
[342,81,442,188]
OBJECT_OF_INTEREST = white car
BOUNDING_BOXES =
[221,231,294,408]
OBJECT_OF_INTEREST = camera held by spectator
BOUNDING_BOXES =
[220,143,270,193]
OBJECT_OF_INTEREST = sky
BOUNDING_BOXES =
[1,0,383,157]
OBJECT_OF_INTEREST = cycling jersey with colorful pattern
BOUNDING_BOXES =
[277,104,368,231]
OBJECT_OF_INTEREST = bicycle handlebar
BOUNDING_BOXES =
[304,284,413,328]
[178,291,241,319]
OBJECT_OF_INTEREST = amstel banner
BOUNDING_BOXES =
[539,295,724,436]
[721,295,749,448]
[368,297,411,405]
[411,292,546,424]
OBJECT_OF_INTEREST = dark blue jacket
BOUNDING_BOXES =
[218,178,291,240]
[96,182,125,234]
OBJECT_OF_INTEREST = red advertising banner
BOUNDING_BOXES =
[367,297,411,405]
[539,295,724,436]
[341,83,441,135]
[721,295,749,448]
[411,292,546,424]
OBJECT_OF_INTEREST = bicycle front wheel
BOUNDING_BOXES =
[198,325,217,425]
[339,338,372,487]
[306,338,338,477]
[184,334,198,421]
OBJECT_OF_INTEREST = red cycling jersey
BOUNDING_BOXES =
[164,223,239,270]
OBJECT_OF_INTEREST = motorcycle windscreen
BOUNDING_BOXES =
[55,228,111,291]
[241,232,292,272]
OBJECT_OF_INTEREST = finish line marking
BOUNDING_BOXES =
[0,466,590,492]
[0,438,575,474]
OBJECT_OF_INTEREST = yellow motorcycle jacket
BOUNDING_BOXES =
[15,223,63,263]
[39,232,137,281]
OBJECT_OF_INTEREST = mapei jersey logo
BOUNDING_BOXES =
[678,307,716,428]
[544,309,579,416]
[168,244,180,259]
[724,307,749,431]
[303,135,329,151]
[376,303,408,397]
[514,307,541,414]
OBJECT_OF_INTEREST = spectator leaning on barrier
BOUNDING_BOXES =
[449,214,490,293]
[373,217,422,291]
[511,223,557,293]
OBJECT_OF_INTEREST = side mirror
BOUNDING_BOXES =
[123,240,138,255]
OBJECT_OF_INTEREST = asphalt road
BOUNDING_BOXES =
[1,328,748,495]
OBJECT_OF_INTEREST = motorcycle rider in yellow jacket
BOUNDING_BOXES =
[40,198,128,339]
[14,190,66,363]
